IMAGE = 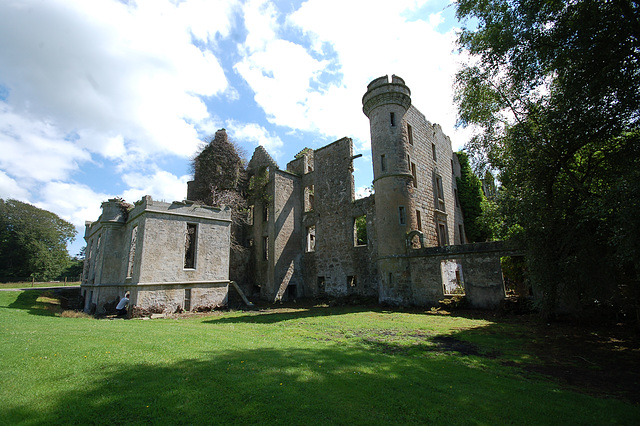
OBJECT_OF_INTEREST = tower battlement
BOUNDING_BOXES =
[362,74,411,117]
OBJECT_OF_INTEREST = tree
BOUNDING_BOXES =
[0,199,76,281]
[455,151,493,242]
[454,0,640,319]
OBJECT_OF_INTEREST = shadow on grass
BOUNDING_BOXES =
[206,304,380,325]
[5,289,61,317]
[3,342,637,425]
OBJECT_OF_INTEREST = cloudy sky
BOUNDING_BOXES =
[0,0,472,256]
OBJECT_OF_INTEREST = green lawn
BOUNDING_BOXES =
[1,290,638,425]
[0,281,80,290]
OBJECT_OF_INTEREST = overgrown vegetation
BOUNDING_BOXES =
[455,151,493,242]
[454,0,640,320]
[0,199,77,282]
[189,129,249,254]
[1,289,639,424]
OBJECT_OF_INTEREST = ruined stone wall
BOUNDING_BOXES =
[269,170,303,300]
[405,242,520,308]
[403,106,463,247]
[299,137,378,297]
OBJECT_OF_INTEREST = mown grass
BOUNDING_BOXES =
[0,281,80,290]
[0,290,638,425]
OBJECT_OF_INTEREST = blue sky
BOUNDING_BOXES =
[0,0,473,257]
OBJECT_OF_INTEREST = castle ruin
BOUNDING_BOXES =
[81,75,514,314]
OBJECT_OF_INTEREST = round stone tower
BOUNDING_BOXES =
[363,75,414,256]
[363,75,414,304]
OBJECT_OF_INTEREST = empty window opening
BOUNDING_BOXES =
[184,288,191,311]
[501,256,530,297]
[348,276,357,288]
[262,236,269,260]
[437,223,448,246]
[416,210,422,231]
[435,175,445,211]
[388,272,393,286]
[262,203,268,222]
[317,276,325,292]
[390,112,396,127]
[407,124,413,145]
[451,159,455,176]
[441,260,465,295]
[184,223,197,269]
[307,165,313,173]
[381,154,386,172]
[411,163,417,187]
[126,225,138,278]
[432,143,437,161]
[306,225,316,252]
[286,284,297,300]
[248,205,254,225]
[354,215,367,246]
[398,206,407,225]
[305,185,314,212]
[458,225,465,244]
[454,189,460,207]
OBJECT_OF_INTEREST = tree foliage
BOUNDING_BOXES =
[455,0,640,319]
[0,199,76,281]
[455,151,493,242]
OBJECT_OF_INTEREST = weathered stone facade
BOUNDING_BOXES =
[243,75,509,307]
[82,75,514,313]
[81,196,231,314]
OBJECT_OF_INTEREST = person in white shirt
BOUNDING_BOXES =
[116,292,130,317]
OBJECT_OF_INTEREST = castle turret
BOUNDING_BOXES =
[363,75,415,304]
[363,75,414,256]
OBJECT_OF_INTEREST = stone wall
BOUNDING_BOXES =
[81,196,232,314]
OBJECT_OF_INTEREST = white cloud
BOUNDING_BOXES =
[0,170,30,200]
[226,121,285,158]
[36,182,109,229]
[0,0,235,166]
[0,103,91,183]
[234,0,470,150]
[120,170,191,204]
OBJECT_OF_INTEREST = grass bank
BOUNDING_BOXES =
[0,290,638,425]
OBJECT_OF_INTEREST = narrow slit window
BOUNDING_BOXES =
[398,206,406,225]
[416,210,422,231]
[262,236,269,260]
[407,124,413,145]
[390,112,396,127]
[184,223,197,269]
[432,143,437,161]
[411,163,417,187]
[381,154,386,172]
[262,203,268,222]
[184,289,191,311]
[348,276,357,288]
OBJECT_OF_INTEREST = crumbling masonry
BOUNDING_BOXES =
[82,75,514,314]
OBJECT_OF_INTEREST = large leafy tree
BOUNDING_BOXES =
[454,0,640,319]
[0,199,77,281]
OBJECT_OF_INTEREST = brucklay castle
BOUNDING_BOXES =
[81,75,519,315]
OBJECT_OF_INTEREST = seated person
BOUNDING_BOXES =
[116,292,130,316]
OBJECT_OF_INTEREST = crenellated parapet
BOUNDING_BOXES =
[362,74,411,117]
